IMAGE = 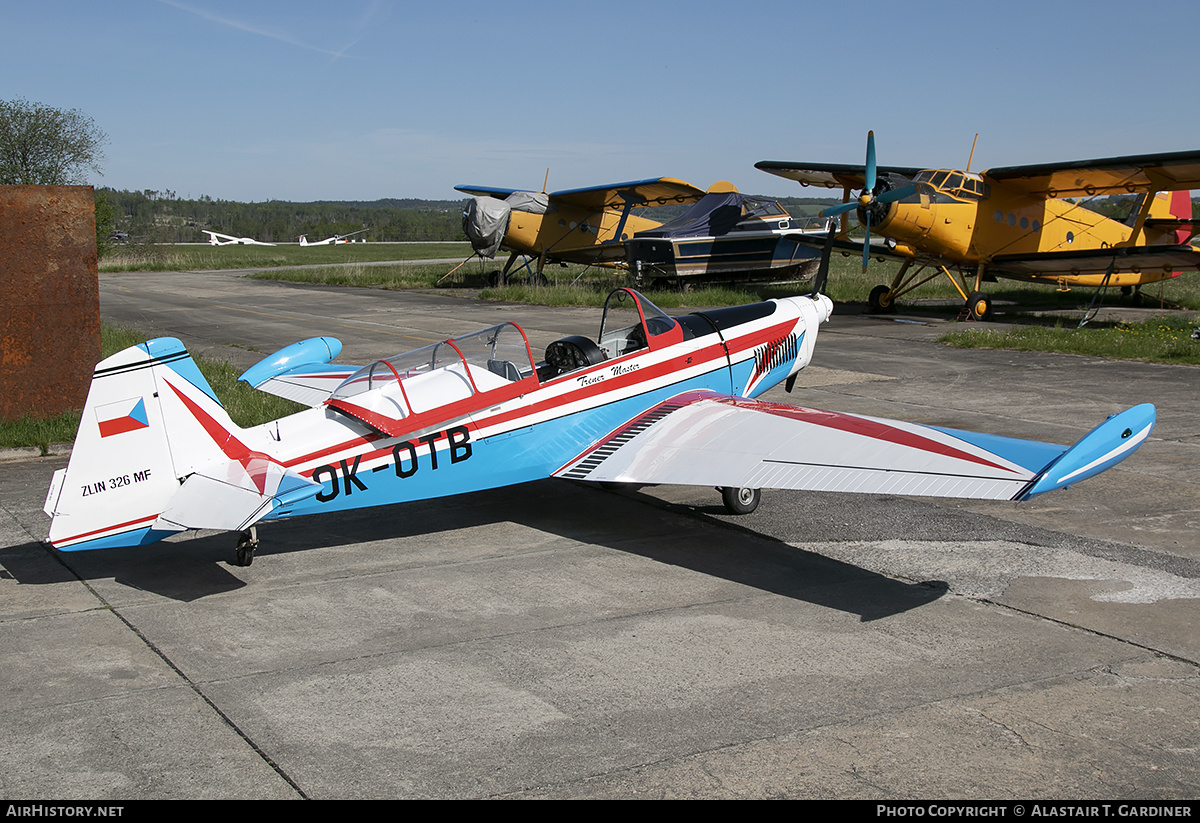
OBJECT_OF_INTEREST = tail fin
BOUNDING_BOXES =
[44,338,316,552]
[1142,190,1195,242]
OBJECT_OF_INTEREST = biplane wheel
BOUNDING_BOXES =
[487,270,505,287]
[867,284,895,314]
[529,273,549,287]
[966,291,992,321]
[720,487,760,515]
[1130,289,1145,307]
[234,529,258,567]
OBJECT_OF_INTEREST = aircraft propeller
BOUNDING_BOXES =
[819,131,917,270]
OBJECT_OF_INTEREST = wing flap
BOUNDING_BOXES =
[555,391,1066,502]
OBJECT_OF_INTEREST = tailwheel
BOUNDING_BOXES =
[867,284,895,314]
[235,527,258,567]
[966,291,992,321]
[720,487,761,515]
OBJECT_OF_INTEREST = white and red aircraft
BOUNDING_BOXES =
[44,288,1155,566]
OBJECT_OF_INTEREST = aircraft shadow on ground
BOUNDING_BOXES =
[5,480,965,620]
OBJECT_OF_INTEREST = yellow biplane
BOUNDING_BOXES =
[455,178,707,285]
[756,134,1200,318]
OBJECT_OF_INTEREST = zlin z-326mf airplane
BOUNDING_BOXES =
[757,133,1200,319]
[45,288,1154,566]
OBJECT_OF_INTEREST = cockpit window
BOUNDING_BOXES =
[914,170,986,202]
[331,322,536,417]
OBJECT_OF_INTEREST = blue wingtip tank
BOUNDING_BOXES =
[1019,404,1156,500]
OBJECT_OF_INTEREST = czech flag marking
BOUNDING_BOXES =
[96,397,149,438]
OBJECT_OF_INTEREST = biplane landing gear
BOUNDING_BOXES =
[966,291,992,321]
[1121,286,1145,307]
[487,270,506,287]
[867,284,895,314]
[235,527,258,567]
[720,487,760,515]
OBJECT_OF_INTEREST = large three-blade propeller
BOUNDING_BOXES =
[819,131,917,270]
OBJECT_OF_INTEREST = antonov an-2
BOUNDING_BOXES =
[45,288,1155,566]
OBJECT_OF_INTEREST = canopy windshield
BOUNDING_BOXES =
[598,288,677,359]
[331,322,536,417]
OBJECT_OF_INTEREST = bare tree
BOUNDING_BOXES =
[0,98,107,185]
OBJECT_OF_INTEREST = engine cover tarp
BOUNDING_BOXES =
[462,196,511,258]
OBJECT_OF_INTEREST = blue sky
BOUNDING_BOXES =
[5,0,1197,202]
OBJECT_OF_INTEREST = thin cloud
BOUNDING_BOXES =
[157,0,376,59]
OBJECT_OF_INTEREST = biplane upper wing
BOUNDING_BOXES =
[548,177,707,210]
[455,178,707,211]
[555,390,1155,502]
[990,244,1200,278]
[454,185,522,199]
[983,149,1200,199]
[754,160,925,191]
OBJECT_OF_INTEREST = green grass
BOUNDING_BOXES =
[939,314,1200,365]
[1,325,306,453]
[252,262,455,290]
[100,242,474,272]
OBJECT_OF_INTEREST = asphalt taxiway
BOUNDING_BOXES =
[1,270,1197,798]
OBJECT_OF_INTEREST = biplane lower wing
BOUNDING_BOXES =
[989,244,1200,279]
[555,391,1155,502]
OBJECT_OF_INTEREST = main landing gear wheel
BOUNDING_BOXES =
[720,487,761,515]
[487,270,506,287]
[966,291,992,321]
[867,284,895,314]
[235,528,258,567]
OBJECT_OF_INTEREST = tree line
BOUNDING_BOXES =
[102,188,472,243]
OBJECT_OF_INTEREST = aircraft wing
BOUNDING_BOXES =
[238,337,355,407]
[455,178,706,210]
[455,185,521,199]
[983,149,1200,198]
[555,390,1154,502]
[989,244,1200,278]
[548,178,707,210]
[755,161,926,191]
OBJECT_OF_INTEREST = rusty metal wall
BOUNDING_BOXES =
[0,185,100,422]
